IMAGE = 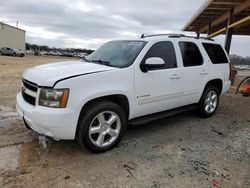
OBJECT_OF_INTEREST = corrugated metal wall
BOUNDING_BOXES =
[0,23,25,51]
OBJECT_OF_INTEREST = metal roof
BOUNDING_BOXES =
[0,21,25,32]
[183,0,250,37]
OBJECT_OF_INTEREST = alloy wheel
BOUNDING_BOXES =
[204,90,218,113]
[88,111,121,147]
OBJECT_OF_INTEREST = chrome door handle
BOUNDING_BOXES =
[200,70,208,75]
[170,74,181,79]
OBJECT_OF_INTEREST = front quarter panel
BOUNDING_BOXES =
[54,67,134,121]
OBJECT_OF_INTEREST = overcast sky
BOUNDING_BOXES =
[1,0,249,56]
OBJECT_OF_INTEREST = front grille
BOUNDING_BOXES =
[22,79,38,92]
[22,79,38,106]
[22,90,36,105]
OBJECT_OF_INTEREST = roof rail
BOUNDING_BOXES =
[178,35,214,41]
[140,33,214,41]
[141,33,185,38]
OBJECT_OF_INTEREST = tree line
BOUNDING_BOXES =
[25,43,94,54]
[229,54,250,65]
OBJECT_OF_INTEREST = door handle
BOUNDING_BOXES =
[200,70,208,75]
[170,74,181,79]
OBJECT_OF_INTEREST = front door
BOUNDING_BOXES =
[134,41,182,117]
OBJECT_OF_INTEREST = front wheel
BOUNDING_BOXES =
[76,101,127,153]
[197,86,219,118]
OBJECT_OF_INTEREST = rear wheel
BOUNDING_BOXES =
[197,86,219,118]
[76,101,127,153]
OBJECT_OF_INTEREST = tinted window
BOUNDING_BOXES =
[202,43,229,64]
[142,41,177,69]
[179,42,203,67]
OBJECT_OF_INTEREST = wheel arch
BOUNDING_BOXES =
[203,79,223,95]
[75,94,130,138]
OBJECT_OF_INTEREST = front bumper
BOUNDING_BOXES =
[16,92,78,140]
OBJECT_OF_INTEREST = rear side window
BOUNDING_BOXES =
[202,43,229,64]
[142,41,177,69]
[179,42,203,67]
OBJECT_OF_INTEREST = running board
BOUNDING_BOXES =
[128,104,197,126]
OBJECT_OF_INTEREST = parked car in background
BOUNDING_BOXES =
[234,64,249,70]
[25,50,35,56]
[0,47,25,57]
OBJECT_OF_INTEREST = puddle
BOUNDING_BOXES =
[0,138,43,173]
[0,105,44,170]
[0,146,19,171]
[0,105,19,128]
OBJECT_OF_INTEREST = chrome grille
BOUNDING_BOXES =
[22,79,38,92]
[22,79,38,106]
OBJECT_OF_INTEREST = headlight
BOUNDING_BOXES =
[39,88,69,108]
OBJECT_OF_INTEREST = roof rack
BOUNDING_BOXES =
[141,33,185,38]
[140,33,214,41]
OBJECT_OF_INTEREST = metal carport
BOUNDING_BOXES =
[183,0,250,54]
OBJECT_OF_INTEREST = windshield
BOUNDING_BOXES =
[86,40,146,68]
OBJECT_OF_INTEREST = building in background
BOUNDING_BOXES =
[0,22,25,51]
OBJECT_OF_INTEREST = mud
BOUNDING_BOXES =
[0,56,250,188]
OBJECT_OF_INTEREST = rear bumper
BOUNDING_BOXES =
[222,80,231,94]
[16,92,78,140]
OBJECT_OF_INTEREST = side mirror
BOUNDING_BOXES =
[140,57,165,72]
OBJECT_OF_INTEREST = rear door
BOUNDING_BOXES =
[202,43,230,83]
[178,41,208,106]
[134,41,182,117]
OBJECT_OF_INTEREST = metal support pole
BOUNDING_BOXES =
[207,22,211,36]
[224,9,234,54]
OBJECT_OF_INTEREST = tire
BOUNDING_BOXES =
[243,93,250,97]
[197,86,220,118]
[13,53,16,57]
[76,100,127,153]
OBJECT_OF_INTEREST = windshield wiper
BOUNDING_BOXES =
[81,57,92,62]
[91,59,111,66]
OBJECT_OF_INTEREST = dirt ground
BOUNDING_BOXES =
[0,55,249,188]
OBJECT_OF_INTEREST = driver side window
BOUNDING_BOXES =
[142,41,177,69]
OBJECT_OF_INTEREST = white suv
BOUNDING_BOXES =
[16,34,231,152]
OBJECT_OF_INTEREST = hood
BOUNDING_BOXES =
[23,61,116,87]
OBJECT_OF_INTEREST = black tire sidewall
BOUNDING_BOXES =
[198,86,220,118]
[77,101,127,153]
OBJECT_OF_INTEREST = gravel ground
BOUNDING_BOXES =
[0,56,249,188]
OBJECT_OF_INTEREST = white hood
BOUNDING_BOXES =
[23,61,116,87]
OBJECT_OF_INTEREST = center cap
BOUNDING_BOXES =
[101,123,109,132]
